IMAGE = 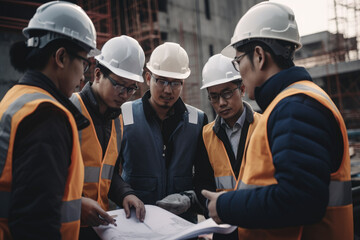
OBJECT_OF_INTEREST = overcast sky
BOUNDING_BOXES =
[269,0,330,36]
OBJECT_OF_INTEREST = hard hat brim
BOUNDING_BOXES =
[88,48,101,57]
[200,76,240,89]
[221,43,236,58]
[147,65,191,80]
[97,58,144,83]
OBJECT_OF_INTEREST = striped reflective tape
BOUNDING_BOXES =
[0,93,54,177]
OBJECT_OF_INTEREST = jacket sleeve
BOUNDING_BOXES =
[9,103,72,240]
[216,95,342,228]
[194,131,216,216]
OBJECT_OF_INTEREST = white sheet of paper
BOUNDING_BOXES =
[93,204,237,240]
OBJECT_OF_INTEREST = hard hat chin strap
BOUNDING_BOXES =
[26,32,91,55]
[260,38,296,60]
[27,32,65,49]
[233,38,296,60]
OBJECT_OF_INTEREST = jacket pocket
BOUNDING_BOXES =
[129,176,158,204]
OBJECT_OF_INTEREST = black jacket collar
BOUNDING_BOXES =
[254,66,312,112]
[141,90,187,122]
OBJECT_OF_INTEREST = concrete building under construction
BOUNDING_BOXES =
[0,0,359,123]
[0,0,262,119]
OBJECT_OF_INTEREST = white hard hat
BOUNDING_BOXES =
[222,1,302,58]
[95,36,145,82]
[201,54,240,89]
[146,42,191,79]
[23,1,100,57]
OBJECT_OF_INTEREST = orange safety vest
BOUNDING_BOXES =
[0,85,84,240]
[202,112,261,192]
[238,81,353,240]
[70,93,122,211]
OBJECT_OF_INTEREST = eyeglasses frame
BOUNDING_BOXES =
[67,51,91,73]
[208,86,240,103]
[151,74,183,90]
[105,74,139,95]
[231,52,248,72]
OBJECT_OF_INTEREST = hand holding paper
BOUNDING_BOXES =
[122,194,146,222]
[81,197,117,226]
[201,190,226,224]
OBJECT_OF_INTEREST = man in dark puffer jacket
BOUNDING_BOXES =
[202,2,353,240]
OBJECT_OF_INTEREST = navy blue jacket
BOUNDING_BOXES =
[217,66,343,228]
[121,92,207,222]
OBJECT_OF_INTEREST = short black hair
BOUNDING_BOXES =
[10,38,85,72]
[235,39,295,69]
[95,62,111,76]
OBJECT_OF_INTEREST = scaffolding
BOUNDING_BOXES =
[78,0,113,48]
[0,0,41,31]
[120,0,161,56]
[0,0,161,93]
[327,0,360,129]
[294,0,360,130]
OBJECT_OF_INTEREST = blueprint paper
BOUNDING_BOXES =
[93,204,237,240]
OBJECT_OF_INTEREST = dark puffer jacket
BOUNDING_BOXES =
[216,66,343,228]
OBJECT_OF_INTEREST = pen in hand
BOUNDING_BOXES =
[98,214,117,226]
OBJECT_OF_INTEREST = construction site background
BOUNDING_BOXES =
[0,0,359,237]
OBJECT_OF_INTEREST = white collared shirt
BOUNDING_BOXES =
[220,107,247,158]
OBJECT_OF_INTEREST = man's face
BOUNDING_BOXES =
[146,72,183,110]
[97,70,138,109]
[235,48,268,100]
[207,81,244,127]
[60,49,88,98]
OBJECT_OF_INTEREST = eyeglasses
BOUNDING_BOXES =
[68,52,91,73]
[106,74,138,95]
[151,74,183,90]
[208,87,240,103]
[231,52,248,72]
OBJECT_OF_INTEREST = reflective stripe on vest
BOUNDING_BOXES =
[84,166,100,182]
[215,175,237,190]
[0,93,53,176]
[238,180,352,207]
[60,199,82,223]
[122,101,200,126]
[69,94,82,143]
[328,180,352,207]
[284,83,340,115]
[122,101,134,125]
[0,191,81,223]
[83,164,115,182]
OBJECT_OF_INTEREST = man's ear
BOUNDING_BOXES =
[94,67,102,83]
[254,46,266,70]
[240,84,245,96]
[54,47,66,70]
[145,71,151,86]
